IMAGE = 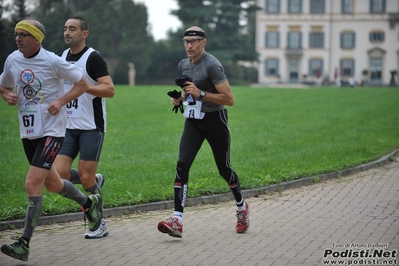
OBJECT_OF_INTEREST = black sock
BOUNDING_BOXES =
[83,197,92,209]
[20,237,30,246]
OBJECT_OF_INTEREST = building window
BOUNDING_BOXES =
[369,31,385,42]
[370,0,386,13]
[340,59,355,76]
[309,59,323,77]
[340,32,355,48]
[287,32,302,49]
[265,32,280,47]
[309,32,324,48]
[342,0,353,13]
[288,0,302,13]
[310,0,325,14]
[266,0,280,13]
[264,58,279,76]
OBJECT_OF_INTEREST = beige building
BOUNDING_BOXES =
[256,0,399,86]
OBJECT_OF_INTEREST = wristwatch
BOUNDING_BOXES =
[199,90,206,98]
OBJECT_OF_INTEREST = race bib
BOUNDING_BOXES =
[19,101,43,138]
[66,97,82,118]
[183,101,205,119]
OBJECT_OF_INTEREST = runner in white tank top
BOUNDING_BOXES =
[54,17,115,239]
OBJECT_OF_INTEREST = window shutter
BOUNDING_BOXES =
[299,32,302,48]
[276,59,280,75]
[352,32,356,48]
[340,33,343,48]
[277,32,280,47]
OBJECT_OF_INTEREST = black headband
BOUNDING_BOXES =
[183,30,205,38]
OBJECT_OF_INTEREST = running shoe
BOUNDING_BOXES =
[85,220,109,239]
[82,194,102,231]
[1,236,29,261]
[236,201,250,233]
[157,217,183,238]
[95,173,105,188]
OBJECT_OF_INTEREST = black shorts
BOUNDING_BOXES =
[57,129,104,161]
[22,136,64,170]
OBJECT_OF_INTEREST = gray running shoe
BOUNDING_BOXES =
[95,173,105,188]
[1,236,29,261]
[85,220,109,239]
[82,194,102,231]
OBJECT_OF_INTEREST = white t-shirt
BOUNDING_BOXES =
[0,48,83,139]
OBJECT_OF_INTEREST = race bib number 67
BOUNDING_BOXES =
[19,102,43,138]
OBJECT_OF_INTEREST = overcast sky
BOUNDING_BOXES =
[4,0,182,41]
[136,0,182,40]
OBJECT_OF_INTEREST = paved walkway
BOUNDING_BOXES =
[0,159,398,266]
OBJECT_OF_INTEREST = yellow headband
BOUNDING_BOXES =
[15,21,45,43]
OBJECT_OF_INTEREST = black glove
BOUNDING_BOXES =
[174,74,192,87]
[167,90,184,113]
[175,75,196,105]
[167,89,181,99]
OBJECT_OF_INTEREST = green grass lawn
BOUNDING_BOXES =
[0,85,398,221]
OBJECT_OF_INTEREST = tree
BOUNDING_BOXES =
[147,39,186,84]
[30,0,155,84]
[0,0,259,84]
[85,0,154,84]
[31,0,74,53]
[11,0,28,23]
[0,0,11,72]
[0,0,31,72]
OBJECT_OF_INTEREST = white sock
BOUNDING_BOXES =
[237,201,246,211]
[173,211,183,223]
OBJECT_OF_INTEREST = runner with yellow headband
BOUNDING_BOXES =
[0,19,102,262]
[14,20,45,43]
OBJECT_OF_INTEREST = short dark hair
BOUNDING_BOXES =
[70,17,89,31]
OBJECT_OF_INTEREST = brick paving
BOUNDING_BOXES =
[0,158,398,266]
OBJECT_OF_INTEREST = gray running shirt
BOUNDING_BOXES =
[178,52,226,113]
